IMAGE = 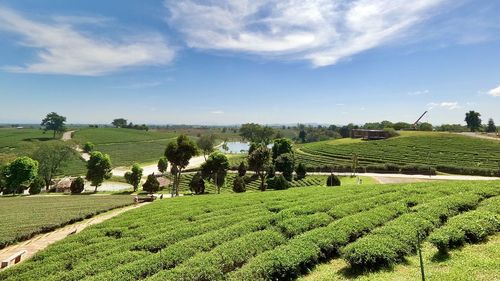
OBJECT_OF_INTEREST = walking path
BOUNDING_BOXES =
[311,172,499,181]
[0,202,150,270]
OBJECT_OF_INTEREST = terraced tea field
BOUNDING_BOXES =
[2,180,498,280]
[297,132,500,175]
[0,195,133,249]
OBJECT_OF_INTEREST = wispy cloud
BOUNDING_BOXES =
[427,101,461,110]
[112,81,163,89]
[165,0,450,67]
[408,90,430,96]
[0,7,175,76]
[488,86,500,97]
[210,110,224,114]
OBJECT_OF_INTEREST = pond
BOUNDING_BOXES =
[218,141,250,154]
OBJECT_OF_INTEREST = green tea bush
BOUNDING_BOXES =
[326,174,341,186]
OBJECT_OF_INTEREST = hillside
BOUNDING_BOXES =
[1,180,498,280]
[297,132,500,175]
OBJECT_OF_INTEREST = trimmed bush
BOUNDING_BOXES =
[83,142,95,153]
[70,177,85,194]
[232,176,246,193]
[29,176,44,195]
[326,174,341,186]
[267,174,290,190]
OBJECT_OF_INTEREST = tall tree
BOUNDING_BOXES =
[295,162,307,180]
[298,129,307,143]
[486,118,497,133]
[86,151,112,193]
[197,134,216,160]
[32,142,73,190]
[124,163,143,192]
[112,118,127,128]
[142,173,160,194]
[157,157,169,175]
[189,172,205,194]
[465,111,482,132]
[272,138,294,161]
[2,156,38,194]
[201,151,229,194]
[41,112,66,138]
[239,123,275,144]
[248,144,271,191]
[164,135,198,196]
[238,161,247,177]
[274,153,295,181]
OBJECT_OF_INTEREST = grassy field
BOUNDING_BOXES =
[297,132,500,175]
[0,195,133,249]
[1,180,498,280]
[0,128,86,175]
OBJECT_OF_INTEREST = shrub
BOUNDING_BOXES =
[295,163,307,180]
[326,174,341,186]
[83,142,95,153]
[232,176,246,193]
[400,164,436,175]
[142,174,160,194]
[238,161,247,177]
[70,177,85,194]
[267,174,290,190]
[189,172,205,194]
[29,176,44,195]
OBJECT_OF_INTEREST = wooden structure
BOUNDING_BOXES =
[351,129,389,140]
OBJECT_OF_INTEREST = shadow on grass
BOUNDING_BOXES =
[338,258,410,279]
[22,137,53,142]
[431,250,451,263]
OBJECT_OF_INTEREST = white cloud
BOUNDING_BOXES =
[165,0,448,66]
[427,101,461,110]
[408,90,430,96]
[0,7,175,76]
[488,86,500,97]
[210,110,224,114]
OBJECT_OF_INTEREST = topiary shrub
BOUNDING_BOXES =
[143,173,160,194]
[267,174,290,190]
[238,161,247,177]
[326,174,341,186]
[70,176,85,194]
[189,172,205,194]
[83,142,95,153]
[295,162,307,180]
[232,176,246,193]
[29,176,44,195]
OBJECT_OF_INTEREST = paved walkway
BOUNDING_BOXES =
[0,202,150,270]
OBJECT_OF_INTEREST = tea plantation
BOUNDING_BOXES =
[297,132,500,176]
[1,180,498,280]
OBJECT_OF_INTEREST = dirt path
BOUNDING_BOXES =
[111,155,206,178]
[457,132,500,141]
[0,202,150,269]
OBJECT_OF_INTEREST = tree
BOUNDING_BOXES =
[197,134,216,160]
[0,165,6,194]
[239,123,275,144]
[86,151,112,193]
[248,144,271,191]
[232,176,246,193]
[351,153,359,176]
[295,163,307,180]
[465,111,482,132]
[486,118,497,133]
[124,163,143,192]
[189,172,205,194]
[32,142,72,190]
[299,130,307,143]
[142,173,160,194]
[112,118,127,128]
[417,122,433,131]
[164,135,198,196]
[238,161,247,177]
[272,138,294,161]
[3,156,38,194]
[326,174,341,186]
[41,112,66,138]
[29,176,44,195]
[157,157,169,174]
[201,151,229,194]
[275,153,295,181]
[70,177,85,194]
[83,142,95,153]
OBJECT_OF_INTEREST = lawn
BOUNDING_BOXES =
[0,195,133,249]
[1,180,498,280]
[0,128,86,175]
[297,132,500,176]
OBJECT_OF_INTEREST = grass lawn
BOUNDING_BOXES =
[0,195,133,249]
[2,180,498,280]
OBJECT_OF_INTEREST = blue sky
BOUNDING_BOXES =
[0,0,499,125]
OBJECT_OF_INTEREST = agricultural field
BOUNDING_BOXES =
[1,180,498,280]
[165,173,377,194]
[0,128,86,175]
[297,131,500,175]
[0,195,133,249]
